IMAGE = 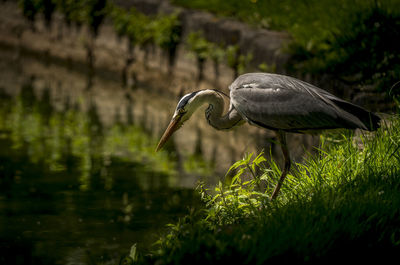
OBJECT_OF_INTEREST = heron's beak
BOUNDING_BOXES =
[156,115,182,152]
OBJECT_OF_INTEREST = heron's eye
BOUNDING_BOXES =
[178,108,186,115]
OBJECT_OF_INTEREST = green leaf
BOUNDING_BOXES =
[129,243,138,261]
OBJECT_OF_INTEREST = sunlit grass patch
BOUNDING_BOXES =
[135,114,400,264]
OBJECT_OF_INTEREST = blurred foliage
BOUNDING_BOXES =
[152,12,182,70]
[173,0,400,92]
[183,153,214,177]
[258,62,276,73]
[152,13,182,52]
[186,31,210,62]
[19,0,107,35]
[110,5,130,38]
[109,4,182,71]
[289,5,400,93]
[17,0,400,91]
[56,0,85,26]
[186,31,258,80]
[186,31,212,81]
[16,0,258,78]
[226,45,253,77]
[185,31,227,80]
[110,6,153,47]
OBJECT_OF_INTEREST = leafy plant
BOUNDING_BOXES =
[186,31,211,81]
[57,0,88,28]
[226,45,239,76]
[237,52,253,75]
[110,5,129,38]
[185,31,227,83]
[208,42,225,83]
[110,5,155,84]
[226,45,253,77]
[55,0,85,27]
[109,5,183,75]
[186,31,210,59]
[153,12,182,73]
[199,152,269,226]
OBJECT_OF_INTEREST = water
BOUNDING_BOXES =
[0,49,207,264]
[0,35,317,263]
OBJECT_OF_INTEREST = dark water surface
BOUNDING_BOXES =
[0,32,321,263]
[0,50,204,264]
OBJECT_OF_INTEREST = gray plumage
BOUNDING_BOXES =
[229,73,380,133]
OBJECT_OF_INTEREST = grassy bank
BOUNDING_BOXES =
[124,111,400,264]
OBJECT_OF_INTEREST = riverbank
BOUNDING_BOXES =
[133,113,400,264]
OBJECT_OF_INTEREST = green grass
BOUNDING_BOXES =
[128,113,400,264]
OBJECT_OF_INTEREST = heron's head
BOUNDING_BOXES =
[156,91,201,151]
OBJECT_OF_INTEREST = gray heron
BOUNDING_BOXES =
[156,73,381,199]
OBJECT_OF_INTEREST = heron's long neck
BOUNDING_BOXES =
[196,90,244,130]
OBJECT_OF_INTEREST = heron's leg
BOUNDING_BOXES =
[270,131,291,200]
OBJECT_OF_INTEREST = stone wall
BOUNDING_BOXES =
[114,0,291,72]
[113,0,393,112]
[0,0,393,112]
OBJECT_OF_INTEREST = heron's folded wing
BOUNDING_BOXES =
[230,85,365,132]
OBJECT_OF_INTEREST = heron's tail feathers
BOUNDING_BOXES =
[359,111,381,131]
[331,99,381,131]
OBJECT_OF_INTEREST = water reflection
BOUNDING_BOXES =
[0,79,201,264]
[0,43,319,263]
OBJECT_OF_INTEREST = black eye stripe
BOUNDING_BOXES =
[177,91,199,110]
